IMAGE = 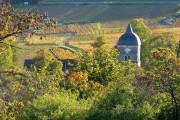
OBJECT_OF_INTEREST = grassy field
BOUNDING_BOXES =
[68,27,180,50]
[68,33,120,50]
[26,35,64,45]
[152,27,180,34]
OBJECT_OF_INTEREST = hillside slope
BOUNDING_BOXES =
[40,0,180,5]
[35,4,178,23]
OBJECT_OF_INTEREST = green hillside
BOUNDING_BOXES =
[40,0,180,4]
[13,0,179,24]
[11,0,180,5]
[35,4,178,24]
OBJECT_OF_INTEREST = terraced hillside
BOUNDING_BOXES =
[39,0,179,5]
[34,4,178,24]
[14,0,179,25]
[41,0,179,3]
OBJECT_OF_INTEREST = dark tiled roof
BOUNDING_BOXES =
[117,24,141,46]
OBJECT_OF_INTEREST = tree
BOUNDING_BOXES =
[141,32,179,66]
[33,48,64,85]
[23,90,91,120]
[0,3,44,69]
[0,2,66,120]
[130,18,151,43]
[0,37,21,69]
[138,48,180,120]
[77,46,120,84]
[0,3,43,42]
[86,62,161,120]
[0,40,13,69]
[34,48,55,71]
[61,71,104,99]
[92,36,106,48]
[0,99,24,120]
[64,71,89,98]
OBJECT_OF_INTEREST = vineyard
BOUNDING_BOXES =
[40,22,123,50]
[19,22,123,63]
[56,23,122,50]
[46,23,122,35]
[25,21,180,52]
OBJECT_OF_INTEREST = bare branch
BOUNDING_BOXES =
[0,31,22,41]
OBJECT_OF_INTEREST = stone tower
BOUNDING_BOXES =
[116,24,141,66]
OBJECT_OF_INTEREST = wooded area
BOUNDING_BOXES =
[0,3,179,120]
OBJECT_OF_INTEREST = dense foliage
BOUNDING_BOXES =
[0,4,179,120]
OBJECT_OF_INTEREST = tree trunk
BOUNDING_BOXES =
[170,91,179,120]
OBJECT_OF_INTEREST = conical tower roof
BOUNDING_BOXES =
[117,24,141,46]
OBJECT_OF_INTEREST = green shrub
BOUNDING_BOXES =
[23,90,91,120]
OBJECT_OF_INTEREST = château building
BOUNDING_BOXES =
[116,24,141,66]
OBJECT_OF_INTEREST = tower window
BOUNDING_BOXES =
[125,56,128,61]
[125,56,131,61]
